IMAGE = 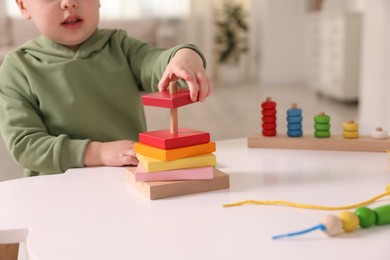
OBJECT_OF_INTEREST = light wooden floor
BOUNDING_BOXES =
[145,82,358,141]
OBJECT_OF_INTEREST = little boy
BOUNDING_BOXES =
[0,0,212,177]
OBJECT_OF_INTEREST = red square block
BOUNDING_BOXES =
[142,89,196,108]
[139,128,210,149]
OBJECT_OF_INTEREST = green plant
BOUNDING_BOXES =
[215,1,249,64]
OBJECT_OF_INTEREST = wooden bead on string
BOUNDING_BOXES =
[272,204,390,239]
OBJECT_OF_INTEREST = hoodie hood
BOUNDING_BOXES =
[19,29,116,63]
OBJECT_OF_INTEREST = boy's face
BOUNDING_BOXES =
[16,0,100,50]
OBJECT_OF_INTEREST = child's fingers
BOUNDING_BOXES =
[158,71,171,92]
[196,73,211,102]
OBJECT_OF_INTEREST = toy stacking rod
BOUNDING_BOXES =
[169,82,178,134]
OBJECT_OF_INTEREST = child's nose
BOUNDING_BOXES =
[61,0,79,9]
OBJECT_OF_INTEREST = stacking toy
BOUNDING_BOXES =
[286,103,303,137]
[261,97,277,137]
[342,120,359,139]
[314,112,331,138]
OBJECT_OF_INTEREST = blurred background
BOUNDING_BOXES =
[0,0,389,180]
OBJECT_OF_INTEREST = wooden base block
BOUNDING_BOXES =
[134,142,216,161]
[139,128,210,149]
[128,167,230,200]
[247,133,390,152]
[136,153,216,172]
[142,89,196,108]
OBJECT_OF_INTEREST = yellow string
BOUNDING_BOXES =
[223,184,390,210]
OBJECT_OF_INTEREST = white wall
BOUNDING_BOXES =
[359,0,390,132]
[259,0,306,86]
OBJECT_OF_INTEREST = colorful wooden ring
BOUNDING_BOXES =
[288,130,303,137]
[342,121,359,132]
[314,124,331,131]
[315,131,331,138]
[261,101,276,110]
[287,123,302,130]
[262,122,277,130]
[286,116,303,124]
[314,114,331,124]
[287,108,302,117]
[343,131,359,139]
[262,129,277,137]
[262,116,277,123]
[370,128,388,140]
[262,109,277,116]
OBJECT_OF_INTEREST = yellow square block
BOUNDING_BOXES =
[136,153,216,172]
[134,142,216,161]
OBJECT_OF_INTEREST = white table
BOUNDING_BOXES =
[1,138,389,260]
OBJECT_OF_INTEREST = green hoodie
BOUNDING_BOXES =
[0,29,205,177]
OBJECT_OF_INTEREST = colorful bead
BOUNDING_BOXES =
[314,113,330,124]
[261,97,277,137]
[315,131,331,138]
[338,211,359,232]
[322,215,343,236]
[373,205,390,225]
[355,207,376,228]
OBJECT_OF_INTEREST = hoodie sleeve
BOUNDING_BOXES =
[0,55,89,175]
[117,30,207,92]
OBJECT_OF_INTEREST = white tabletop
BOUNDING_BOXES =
[1,138,390,260]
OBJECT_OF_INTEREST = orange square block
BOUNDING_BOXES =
[139,128,210,149]
[142,89,196,108]
[134,142,216,161]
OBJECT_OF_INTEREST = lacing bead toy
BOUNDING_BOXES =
[314,112,331,138]
[261,97,277,137]
[272,204,390,239]
[286,103,303,137]
[343,120,359,139]
[223,184,390,239]
[370,127,388,140]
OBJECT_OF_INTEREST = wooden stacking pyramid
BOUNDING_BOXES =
[128,82,229,199]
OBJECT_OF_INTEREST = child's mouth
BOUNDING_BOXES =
[63,19,82,25]
[61,16,83,29]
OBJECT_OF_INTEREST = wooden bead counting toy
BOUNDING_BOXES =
[261,97,277,137]
[314,112,331,138]
[342,120,359,139]
[286,103,303,137]
[128,82,229,200]
[272,204,390,239]
[224,183,390,239]
[248,98,390,152]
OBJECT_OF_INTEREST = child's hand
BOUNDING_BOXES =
[158,48,212,102]
[84,140,138,167]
